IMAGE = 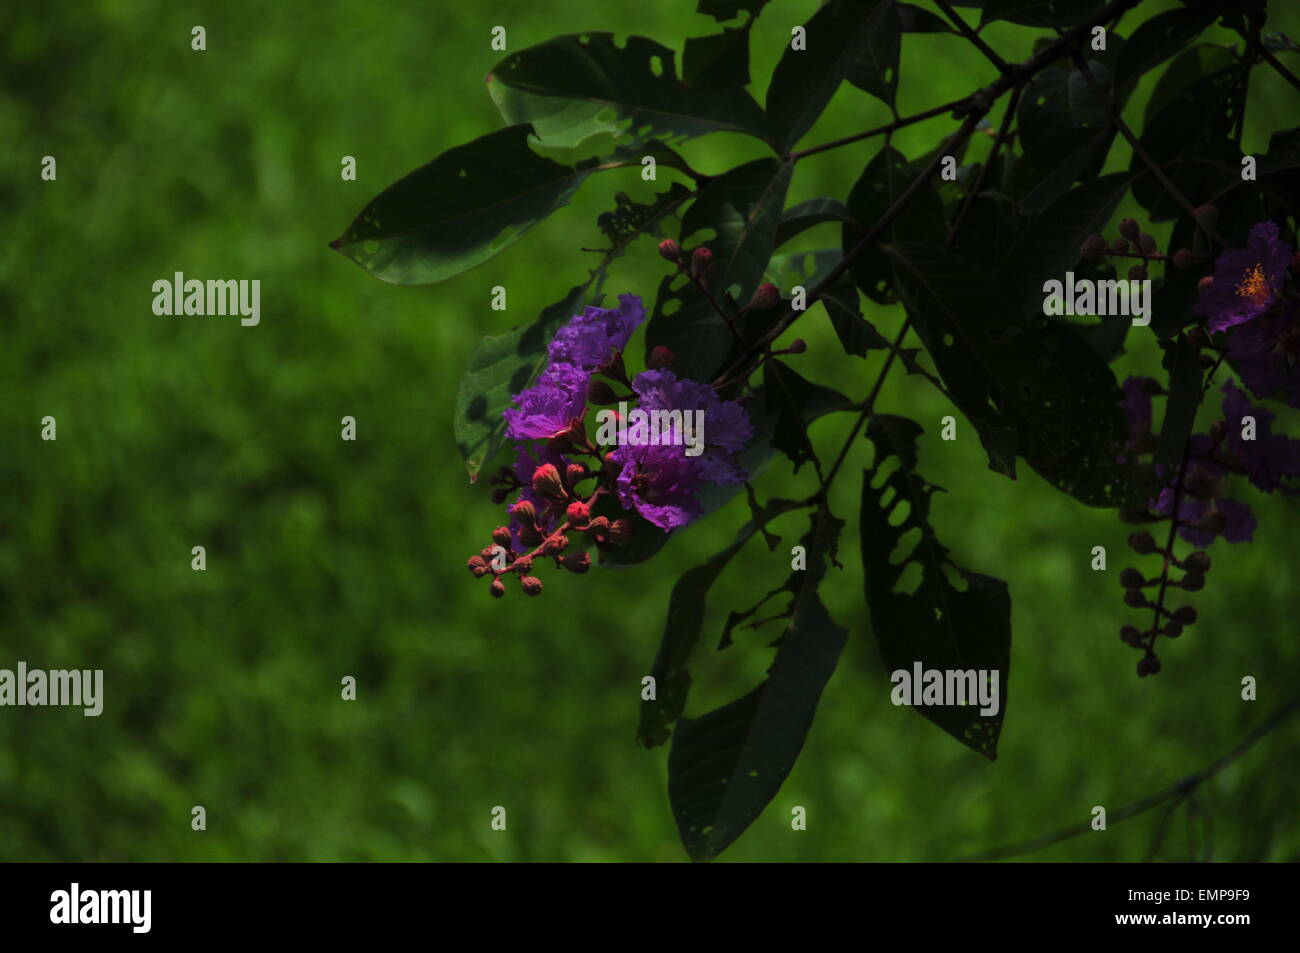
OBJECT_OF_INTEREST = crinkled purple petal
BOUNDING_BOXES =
[502,362,589,440]
[1194,221,1292,333]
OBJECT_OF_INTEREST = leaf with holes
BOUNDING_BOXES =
[888,242,1151,506]
[668,510,848,861]
[683,23,752,90]
[764,359,856,472]
[486,33,770,149]
[766,0,899,153]
[764,249,889,358]
[774,197,860,249]
[859,414,1010,760]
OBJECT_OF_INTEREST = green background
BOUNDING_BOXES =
[2,0,1297,861]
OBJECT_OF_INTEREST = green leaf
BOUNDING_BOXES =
[763,249,889,358]
[1155,334,1203,466]
[453,285,590,482]
[764,359,856,471]
[774,197,859,248]
[683,24,752,90]
[766,0,897,153]
[999,172,1131,317]
[331,125,592,285]
[637,521,762,748]
[859,415,1011,760]
[1115,8,1216,95]
[1012,68,1116,213]
[897,3,956,33]
[888,242,1152,506]
[668,511,848,862]
[844,0,903,109]
[645,158,793,382]
[486,33,770,149]
[843,144,946,305]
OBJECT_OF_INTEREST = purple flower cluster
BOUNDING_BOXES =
[496,292,754,544]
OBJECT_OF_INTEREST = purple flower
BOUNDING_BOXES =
[610,443,703,531]
[1194,221,1293,333]
[548,294,646,370]
[631,368,754,485]
[1225,300,1300,409]
[1220,380,1300,494]
[1153,486,1256,546]
[502,362,589,441]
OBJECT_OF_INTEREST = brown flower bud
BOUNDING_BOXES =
[1171,248,1194,271]
[1128,265,1148,281]
[1197,275,1214,295]
[566,463,590,486]
[1128,531,1157,555]
[511,555,533,575]
[1183,550,1211,572]
[565,500,591,527]
[1112,237,1130,254]
[512,500,537,525]
[489,577,507,599]
[1119,219,1141,243]
[491,526,512,548]
[1138,233,1158,255]
[788,338,807,354]
[532,463,567,500]
[1192,204,1219,232]
[559,552,591,574]
[691,246,713,284]
[749,281,780,310]
[520,575,544,596]
[1081,234,1107,259]
[467,555,490,578]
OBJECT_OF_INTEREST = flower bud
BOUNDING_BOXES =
[607,518,634,544]
[587,378,620,405]
[658,238,682,264]
[1171,248,1194,271]
[491,488,509,504]
[520,575,544,596]
[1124,589,1148,608]
[565,500,591,527]
[532,463,567,499]
[511,555,533,574]
[467,555,490,578]
[540,533,571,556]
[566,463,590,486]
[788,339,807,354]
[511,500,537,525]
[1119,567,1144,590]
[489,577,506,598]
[559,552,591,574]
[1171,605,1197,626]
[1180,570,1205,591]
[1197,275,1214,294]
[749,282,780,310]
[1184,550,1211,572]
[1120,625,1142,646]
[1119,219,1141,243]
[1081,234,1107,259]
[1192,204,1219,232]
[587,516,610,533]
[647,345,675,370]
[1128,265,1148,281]
[1128,531,1157,555]
[1163,621,1183,638]
[1112,237,1130,254]
[519,522,543,547]
[691,246,713,284]
[1138,233,1158,255]
[491,526,512,548]
[1137,654,1162,677]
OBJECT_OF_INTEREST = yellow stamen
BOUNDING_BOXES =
[1235,263,1270,304]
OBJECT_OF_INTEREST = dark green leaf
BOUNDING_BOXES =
[487,33,770,149]
[766,0,897,153]
[888,242,1152,506]
[980,0,1106,28]
[698,0,772,22]
[774,197,859,248]
[683,24,752,90]
[897,3,956,33]
[1155,334,1204,466]
[999,172,1131,317]
[859,415,1011,759]
[331,125,589,285]
[668,511,847,862]
[645,158,793,382]
[844,0,903,108]
[764,359,856,471]
[1115,8,1215,95]
[843,144,946,305]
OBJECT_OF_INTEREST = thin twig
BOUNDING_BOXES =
[949,86,1021,243]
[934,0,1012,74]
[957,690,1300,862]
[787,96,972,162]
[1239,30,1300,92]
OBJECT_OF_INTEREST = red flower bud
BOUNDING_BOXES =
[491,526,512,548]
[648,345,675,370]
[532,463,567,499]
[512,555,533,575]
[1171,249,1194,271]
[587,516,610,533]
[1197,275,1214,295]
[520,575,544,596]
[1081,234,1107,259]
[512,500,537,525]
[749,282,780,310]
[1138,233,1158,255]
[540,533,571,557]
[691,246,713,285]
[467,555,490,578]
[566,463,590,486]
[565,500,591,527]
[1192,204,1219,232]
[1127,531,1156,555]
[1128,265,1148,281]
[489,577,506,599]
[788,338,807,354]
[1112,237,1130,254]
[658,238,681,264]
[1118,219,1141,243]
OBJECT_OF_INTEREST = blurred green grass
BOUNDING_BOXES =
[1,0,1297,861]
